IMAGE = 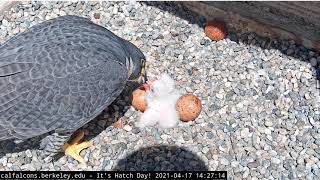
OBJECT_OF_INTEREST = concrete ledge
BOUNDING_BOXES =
[1,1,320,52]
[0,1,20,13]
[183,2,320,51]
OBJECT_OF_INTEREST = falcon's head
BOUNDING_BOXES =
[126,41,147,85]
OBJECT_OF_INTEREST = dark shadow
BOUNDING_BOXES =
[113,145,208,171]
[143,1,320,81]
[143,1,206,28]
[0,136,42,160]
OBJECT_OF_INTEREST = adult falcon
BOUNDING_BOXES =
[0,15,146,163]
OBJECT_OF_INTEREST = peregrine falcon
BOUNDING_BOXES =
[0,15,146,163]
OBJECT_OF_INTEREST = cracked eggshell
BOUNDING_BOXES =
[131,88,147,112]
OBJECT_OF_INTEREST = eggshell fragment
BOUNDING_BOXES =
[176,94,202,122]
[131,88,147,112]
[204,20,226,41]
[113,118,122,129]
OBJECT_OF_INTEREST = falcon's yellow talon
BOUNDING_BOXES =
[63,131,93,164]
[69,131,85,144]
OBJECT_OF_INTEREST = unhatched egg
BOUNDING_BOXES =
[204,20,226,41]
[131,88,147,112]
[176,94,202,122]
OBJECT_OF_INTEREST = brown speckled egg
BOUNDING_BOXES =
[131,88,147,112]
[176,94,202,122]
[204,20,226,41]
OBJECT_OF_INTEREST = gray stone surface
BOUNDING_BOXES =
[0,1,319,179]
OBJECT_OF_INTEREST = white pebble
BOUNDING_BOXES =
[25,150,32,158]
[220,158,229,165]
[216,93,224,99]
[305,93,311,100]
[202,147,209,154]
[231,161,239,167]
[236,102,244,109]
[185,87,193,92]
[243,167,250,178]
[264,128,272,135]
[303,72,312,79]
[123,125,132,132]
[240,128,250,138]
[264,120,273,127]
[271,157,281,164]
[2,19,9,27]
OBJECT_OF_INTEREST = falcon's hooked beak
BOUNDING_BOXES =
[139,61,147,84]
[127,59,147,84]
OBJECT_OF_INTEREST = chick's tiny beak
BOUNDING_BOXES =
[143,83,150,91]
[142,80,155,91]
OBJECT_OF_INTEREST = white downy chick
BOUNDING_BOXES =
[136,73,180,129]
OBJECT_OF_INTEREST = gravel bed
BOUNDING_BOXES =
[0,1,319,179]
